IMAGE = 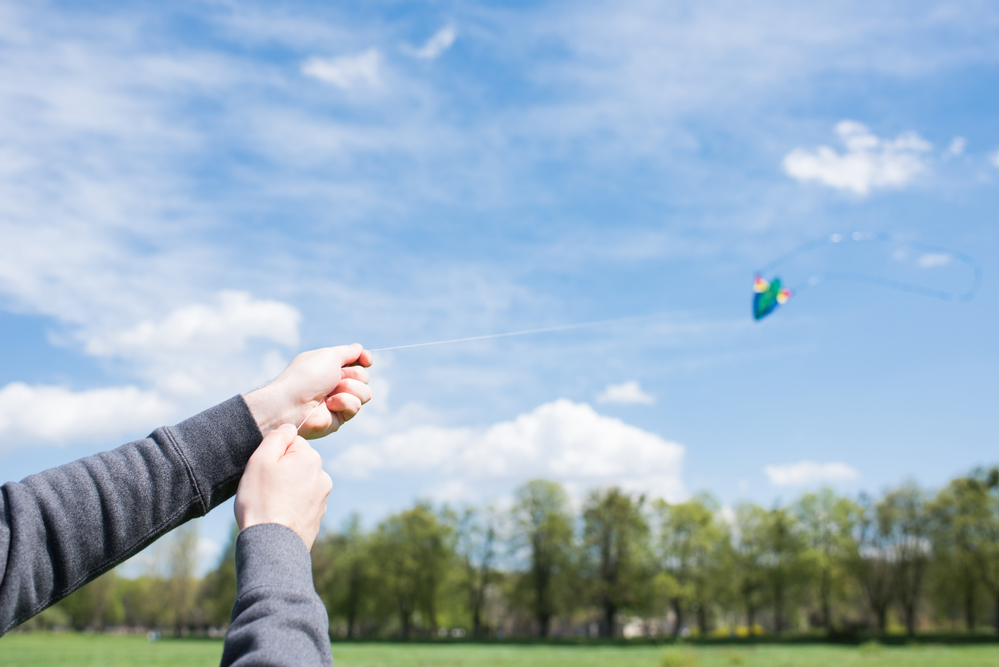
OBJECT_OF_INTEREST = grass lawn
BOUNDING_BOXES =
[1,635,998,667]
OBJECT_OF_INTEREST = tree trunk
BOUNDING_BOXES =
[964,578,975,632]
[472,578,487,637]
[696,604,708,636]
[399,596,413,641]
[905,602,916,637]
[603,600,617,638]
[671,598,684,638]
[774,579,785,633]
[746,604,756,634]
[346,564,361,639]
[538,611,551,638]
[876,605,888,634]
[820,568,832,630]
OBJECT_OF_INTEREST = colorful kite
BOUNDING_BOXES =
[752,275,792,320]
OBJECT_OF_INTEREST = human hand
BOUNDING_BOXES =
[243,344,373,440]
[233,423,333,551]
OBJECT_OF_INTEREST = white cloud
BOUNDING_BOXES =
[404,25,456,60]
[84,290,300,357]
[947,136,966,156]
[782,121,932,195]
[991,150,999,168]
[917,252,952,268]
[763,460,859,487]
[0,383,174,449]
[301,49,381,89]
[328,399,686,501]
[65,291,299,405]
[596,380,655,405]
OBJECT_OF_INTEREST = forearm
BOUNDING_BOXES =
[221,524,332,667]
[0,395,262,635]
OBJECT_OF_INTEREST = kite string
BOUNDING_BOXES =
[296,313,651,432]
[758,231,982,303]
[367,314,650,352]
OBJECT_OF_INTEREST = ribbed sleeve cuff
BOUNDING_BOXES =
[235,524,315,595]
[167,395,263,511]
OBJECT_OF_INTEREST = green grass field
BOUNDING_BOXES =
[1,635,998,667]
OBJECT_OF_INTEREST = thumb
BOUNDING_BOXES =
[326,343,364,369]
[255,423,299,461]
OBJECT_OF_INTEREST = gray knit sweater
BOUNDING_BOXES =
[0,395,333,666]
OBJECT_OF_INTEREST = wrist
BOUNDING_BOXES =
[243,384,296,438]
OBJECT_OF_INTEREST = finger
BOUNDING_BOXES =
[256,423,299,461]
[340,366,370,384]
[330,378,372,405]
[326,393,362,420]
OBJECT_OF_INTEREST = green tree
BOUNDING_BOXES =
[511,479,575,637]
[450,505,501,637]
[165,522,200,635]
[119,575,168,629]
[199,522,239,628]
[760,506,808,632]
[881,483,930,637]
[930,477,983,631]
[850,492,895,633]
[313,513,375,638]
[653,494,726,636]
[581,487,650,637]
[57,569,122,630]
[937,467,999,633]
[371,502,454,638]
[793,489,858,631]
[732,503,768,632]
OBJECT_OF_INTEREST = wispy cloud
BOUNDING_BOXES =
[404,25,456,61]
[782,121,932,195]
[763,460,859,487]
[917,253,952,268]
[947,136,966,156]
[302,49,382,89]
[596,380,655,405]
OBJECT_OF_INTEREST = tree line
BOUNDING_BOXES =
[19,468,999,639]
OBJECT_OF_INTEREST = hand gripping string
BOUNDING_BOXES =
[297,400,327,432]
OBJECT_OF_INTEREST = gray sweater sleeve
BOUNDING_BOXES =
[0,395,262,635]
[221,524,333,667]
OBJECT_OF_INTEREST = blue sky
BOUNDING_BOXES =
[1,0,997,568]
